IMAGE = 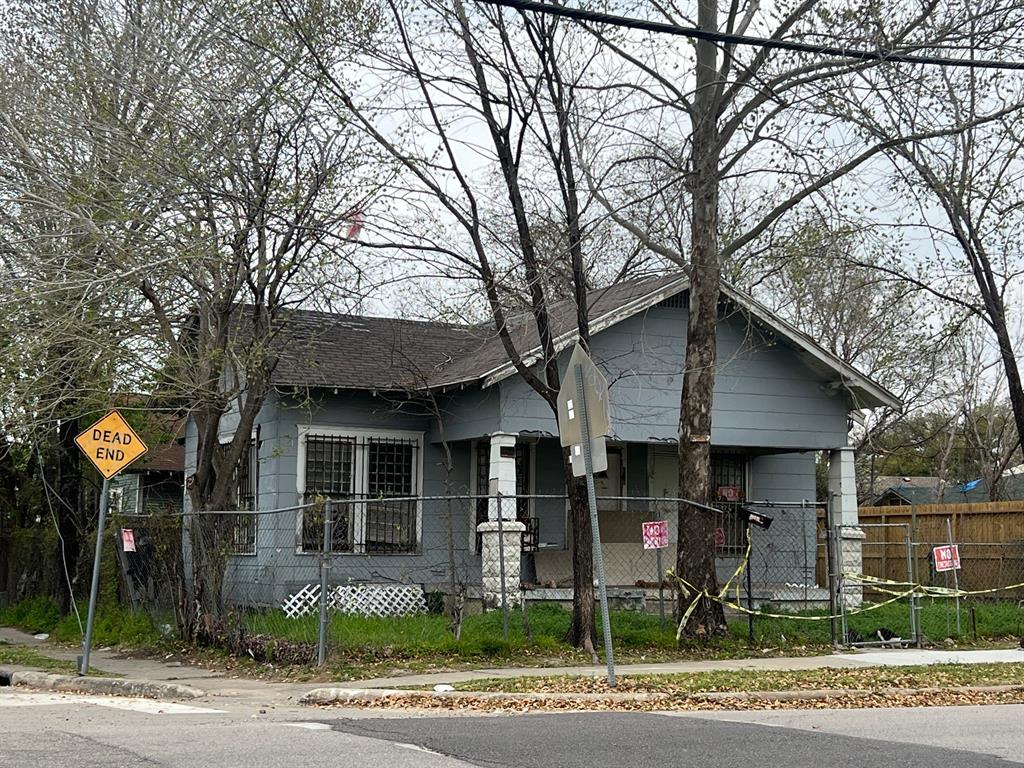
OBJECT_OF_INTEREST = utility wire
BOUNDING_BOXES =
[476,0,1024,70]
[38,464,84,634]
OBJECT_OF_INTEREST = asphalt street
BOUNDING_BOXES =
[1,687,1022,767]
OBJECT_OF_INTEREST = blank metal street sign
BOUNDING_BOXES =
[74,410,148,479]
[569,436,608,477]
[557,343,610,447]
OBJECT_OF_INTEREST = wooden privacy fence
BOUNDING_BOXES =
[817,501,1024,598]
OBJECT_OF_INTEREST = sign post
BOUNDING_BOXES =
[558,344,616,687]
[642,520,669,629]
[74,410,147,676]
[942,518,962,637]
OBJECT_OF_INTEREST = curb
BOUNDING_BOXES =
[0,668,205,700]
[695,684,1024,702]
[300,687,671,705]
[300,683,1024,707]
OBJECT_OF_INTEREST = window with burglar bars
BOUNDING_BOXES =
[300,432,420,554]
[473,441,533,553]
[231,438,258,555]
[710,452,748,554]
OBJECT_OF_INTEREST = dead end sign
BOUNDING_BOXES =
[74,410,148,479]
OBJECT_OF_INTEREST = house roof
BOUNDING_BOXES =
[137,443,185,473]
[867,474,1024,505]
[268,272,901,410]
[269,312,487,390]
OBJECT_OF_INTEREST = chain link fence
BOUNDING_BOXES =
[101,494,1024,662]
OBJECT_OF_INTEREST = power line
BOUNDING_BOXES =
[476,0,1024,71]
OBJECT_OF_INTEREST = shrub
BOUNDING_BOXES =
[0,596,62,634]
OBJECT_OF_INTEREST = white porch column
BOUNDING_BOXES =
[477,432,522,609]
[828,447,864,607]
[486,432,517,520]
[478,520,525,609]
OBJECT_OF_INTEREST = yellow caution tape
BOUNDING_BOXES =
[665,531,1024,633]
[842,572,1024,599]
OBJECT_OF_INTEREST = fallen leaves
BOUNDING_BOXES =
[335,687,1024,714]
[439,663,1024,696]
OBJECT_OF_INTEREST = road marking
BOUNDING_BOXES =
[0,691,223,715]
[394,741,445,756]
[280,722,333,731]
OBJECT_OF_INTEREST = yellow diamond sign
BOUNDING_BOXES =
[74,410,148,479]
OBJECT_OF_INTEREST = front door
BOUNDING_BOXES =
[651,448,678,497]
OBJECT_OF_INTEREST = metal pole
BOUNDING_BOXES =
[576,363,616,687]
[801,500,809,605]
[497,508,509,642]
[904,523,917,646]
[79,477,110,676]
[910,504,923,648]
[824,492,839,647]
[746,521,754,644]
[946,517,961,637]
[317,499,333,667]
[656,547,665,630]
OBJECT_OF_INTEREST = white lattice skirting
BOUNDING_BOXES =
[282,583,427,619]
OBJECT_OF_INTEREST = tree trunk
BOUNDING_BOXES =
[562,455,597,654]
[184,424,243,641]
[186,485,232,642]
[987,302,1024,459]
[675,0,727,639]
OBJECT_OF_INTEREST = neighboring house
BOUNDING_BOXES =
[185,272,899,607]
[109,416,186,517]
[868,474,1024,506]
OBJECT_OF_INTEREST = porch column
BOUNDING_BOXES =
[486,432,517,520]
[478,432,523,609]
[828,447,864,607]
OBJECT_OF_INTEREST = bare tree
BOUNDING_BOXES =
[284,0,658,651]
[0,0,382,633]
[833,55,1024,459]
[548,0,1024,636]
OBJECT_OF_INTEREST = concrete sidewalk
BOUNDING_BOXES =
[1,626,312,708]
[3,624,1021,701]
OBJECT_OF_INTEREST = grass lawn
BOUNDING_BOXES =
[438,663,1024,695]
[3,596,1020,681]
[0,641,107,676]
[238,598,1023,679]
[736,598,1024,646]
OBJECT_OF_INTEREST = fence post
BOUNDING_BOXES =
[910,504,923,648]
[656,546,665,631]
[317,499,333,667]
[903,522,918,646]
[824,492,839,647]
[946,516,961,637]
[746,520,754,644]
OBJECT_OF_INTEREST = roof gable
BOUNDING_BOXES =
[267,272,900,411]
[446,273,900,410]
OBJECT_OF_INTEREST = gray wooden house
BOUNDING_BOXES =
[185,273,898,608]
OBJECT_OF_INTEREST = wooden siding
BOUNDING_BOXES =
[498,305,851,449]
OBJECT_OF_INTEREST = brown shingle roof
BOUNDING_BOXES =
[269,311,488,390]
[266,272,900,410]
[269,274,684,392]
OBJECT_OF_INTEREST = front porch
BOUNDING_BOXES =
[460,431,857,608]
